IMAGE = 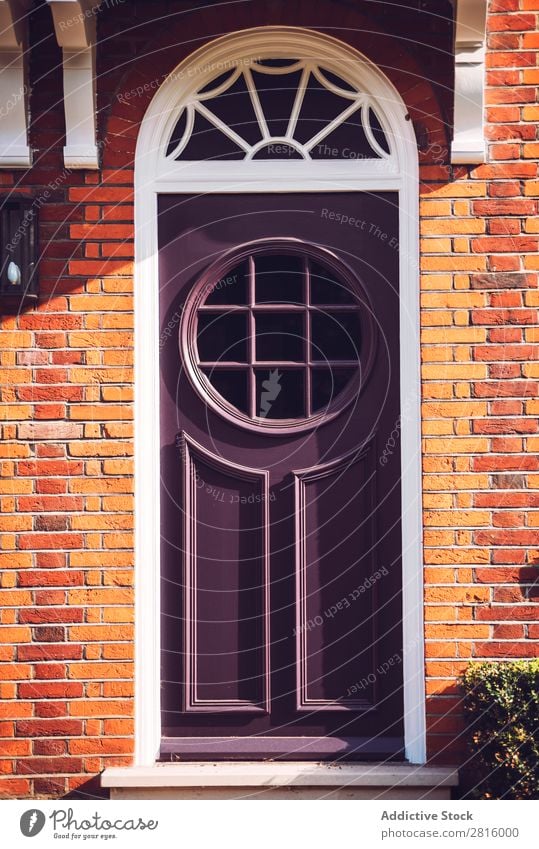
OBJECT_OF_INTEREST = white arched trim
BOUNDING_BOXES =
[133,26,425,767]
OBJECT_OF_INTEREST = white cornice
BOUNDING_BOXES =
[451,0,487,164]
[0,0,32,167]
[46,0,99,168]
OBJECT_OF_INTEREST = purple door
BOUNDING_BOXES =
[159,192,403,760]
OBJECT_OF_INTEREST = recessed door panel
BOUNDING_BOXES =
[182,435,269,713]
[295,441,377,712]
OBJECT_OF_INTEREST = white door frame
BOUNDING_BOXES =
[133,26,425,766]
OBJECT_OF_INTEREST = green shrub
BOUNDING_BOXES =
[462,660,539,799]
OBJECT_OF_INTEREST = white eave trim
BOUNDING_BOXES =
[451,0,487,164]
[0,0,32,167]
[46,0,99,169]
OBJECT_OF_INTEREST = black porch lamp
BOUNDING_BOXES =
[0,198,38,310]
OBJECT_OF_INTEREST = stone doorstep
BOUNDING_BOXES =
[102,763,459,799]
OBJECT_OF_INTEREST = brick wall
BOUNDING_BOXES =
[420,0,539,763]
[0,0,537,796]
[0,0,136,798]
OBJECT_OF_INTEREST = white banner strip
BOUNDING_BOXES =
[2,799,538,849]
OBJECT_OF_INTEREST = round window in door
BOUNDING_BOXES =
[180,239,376,434]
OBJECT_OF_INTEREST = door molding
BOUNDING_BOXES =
[294,439,377,715]
[134,26,425,765]
[180,432,271,715]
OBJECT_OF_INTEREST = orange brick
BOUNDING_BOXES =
[68,625,133,642]
[67,589,132,605]
[68,187,133,203]
[422,256,487,272]
[68,662,132,680]
[421,219,485,235]
[103,719,134,735]
[69,406,133,422]
[70,224,133,240]
[0,333,32,349]
[70,296,133,312]
[427,182,487,198]
[0,627,32,643]
[0,553,32,569]
[68,700,133,717]
[68,738,133,755]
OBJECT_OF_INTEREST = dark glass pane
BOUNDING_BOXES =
[197,312,247,362]
[251,68,302,137]
[255,312,304,362]
[255,368,305,419]
[310,111,380,160]
[204,260,249,305]
[198,68,237,95]
[311,311,362,362]
[255,254,304,303]
[166,109,188,157]
[203,74,262,147]
[318,68,357,93]
[252,143,303,160]
[256,58,299,68]
[309,261,356,305]
[202,368,249,414]
[369,108,390,155]
[311,366,356,413]
[178,111,245,161]
[294,73,353,146]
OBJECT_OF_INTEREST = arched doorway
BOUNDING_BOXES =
[134,26,424,764]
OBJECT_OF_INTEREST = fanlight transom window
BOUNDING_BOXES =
[165,58,391,163]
